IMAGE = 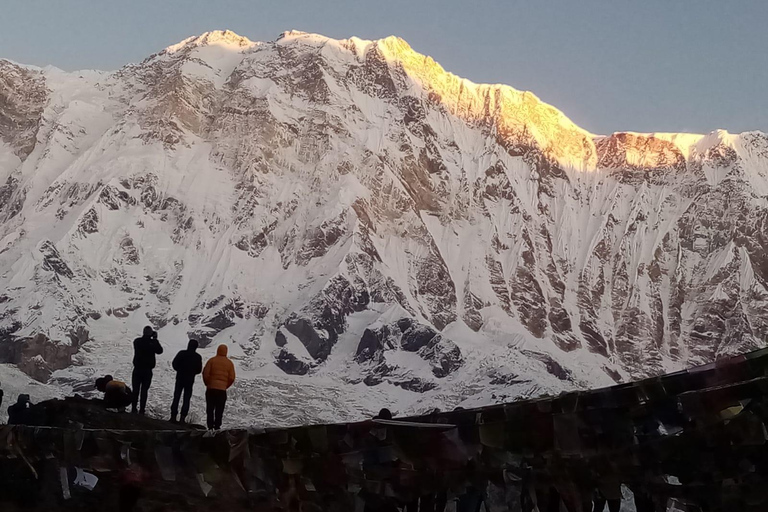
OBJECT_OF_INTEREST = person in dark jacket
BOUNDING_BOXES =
[96,375,133,410]
[7,394,32,424]
[131,326,163,415]
[0,382,3,410]
[170,339,203,424]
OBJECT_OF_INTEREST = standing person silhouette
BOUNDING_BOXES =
[170,339,203,424]
[202,344,235,430]
[131,326,163,415]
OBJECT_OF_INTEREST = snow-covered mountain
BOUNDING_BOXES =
[1,30,767,426]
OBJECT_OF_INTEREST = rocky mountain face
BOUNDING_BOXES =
[1,30,767,423]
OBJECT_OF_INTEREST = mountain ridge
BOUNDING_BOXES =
[1,30,767,425]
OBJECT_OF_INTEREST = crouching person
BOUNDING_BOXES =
[96,375,133,410]
[202,344,235,430]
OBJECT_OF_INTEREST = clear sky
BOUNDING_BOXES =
[2,0,766,135]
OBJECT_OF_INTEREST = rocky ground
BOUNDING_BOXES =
[5,395,204,430]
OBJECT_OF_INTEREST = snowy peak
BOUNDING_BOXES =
[596,132,687,172]
[165,29,256,54]
[142,30,599,171]
[155,30,768,177]
[1,30,768,425]
[139,30,258,90]
[95,30,579,186]
[277,30,311,40]
[593,129,768,178]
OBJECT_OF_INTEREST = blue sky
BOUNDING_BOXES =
[2,0,766,135]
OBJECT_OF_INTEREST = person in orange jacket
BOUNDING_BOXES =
[95,375,133,410]
[202,344,236,430]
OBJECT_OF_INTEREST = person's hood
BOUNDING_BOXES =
[216,344,228,357]
[187,339,199,352]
